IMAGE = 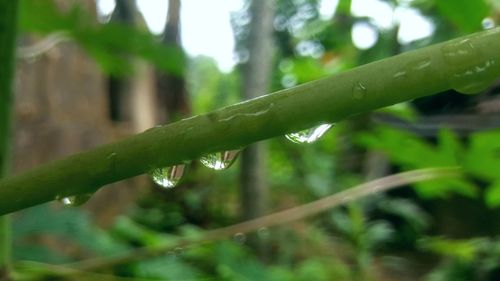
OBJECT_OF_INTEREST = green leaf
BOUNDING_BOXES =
[418,236,485,262]
[485,181,500,208]
[19,0,185,76]
[436,0,489,32]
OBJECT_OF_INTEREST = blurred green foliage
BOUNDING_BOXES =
[9,0,500,280]
[19,0,185,76]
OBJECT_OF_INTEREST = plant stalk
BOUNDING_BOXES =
[0,28,499,215]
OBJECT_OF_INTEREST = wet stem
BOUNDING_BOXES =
[0,27,499,215]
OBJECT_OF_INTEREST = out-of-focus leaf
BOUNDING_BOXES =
[112,216,177,247]
[418,236,486,262]
[19,0,184,76]
[485,181,500,208]
[134,255,205,280]
[435,0,488,32]
[12,205,127,262]
[378,198,430,231]
[464,130,500,181]
[357,126,476,198]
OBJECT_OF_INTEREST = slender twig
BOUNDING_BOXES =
[16,32,71,59]
[0,27,499,215]
[62,167,461,272]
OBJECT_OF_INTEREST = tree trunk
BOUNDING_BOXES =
[240,0,275,253]
[84,0,157,226]
[156,0,190,123]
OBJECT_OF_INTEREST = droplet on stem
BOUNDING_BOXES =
[285,124,333,144]
[441,38,499,94]
[57,193,93,206]
[149,164,187,188]
[352,81,367,100]
[200,150,240,170]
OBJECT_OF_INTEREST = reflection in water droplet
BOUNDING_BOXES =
[200,150,240,170]
[352,81,367,100]
[285,124,333,144]
[442,38,499,94]
[57,193,93,206]
[233,232,247,244]
[149,164,187,188]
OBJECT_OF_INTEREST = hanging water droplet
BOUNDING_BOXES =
[149,164,187,188]
[57,193,92,206]
[60,196,75,206]
[199,150,240,170]
[285,123,333,144]
[442,38,499,94]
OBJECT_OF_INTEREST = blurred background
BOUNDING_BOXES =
[9,0,500,280]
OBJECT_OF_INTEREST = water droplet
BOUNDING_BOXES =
[199,150,240,170]
[442,38,498,94]
[149,164,187,188]
[285,124,333,144]
[57,193,92,206]
[393,70,407,79]
[408,58,431,71]
[233,233,246,244]
[60,196,75,206]
[281,74,297,88]
[482,18,495,29]
[352,81,367,100]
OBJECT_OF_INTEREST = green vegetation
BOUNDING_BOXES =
[3,0,500,280]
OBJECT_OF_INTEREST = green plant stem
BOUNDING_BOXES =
[1,28,500,215]
[0,0,19,275]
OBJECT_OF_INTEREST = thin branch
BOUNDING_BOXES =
[0,27,499,215]
[16,32,71,59]
[62,167,461,272]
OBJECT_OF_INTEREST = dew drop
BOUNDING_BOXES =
[285,123,333,144]
[482,18,495,30]
[393,70,407,79]
[442,38,499,94]
[60,196,75,206]
[352,81,367,100]
[199,150,240,170]
[149,164,187,188]
[57,193,92,206]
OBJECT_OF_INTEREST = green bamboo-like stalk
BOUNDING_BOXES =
[0,27,499,215]
[0,0,19,274]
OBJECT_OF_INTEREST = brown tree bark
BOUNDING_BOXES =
[156,0,190,123]
[239,0,274,256]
